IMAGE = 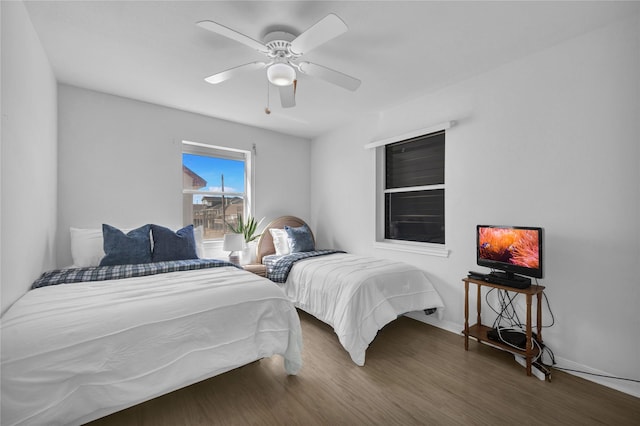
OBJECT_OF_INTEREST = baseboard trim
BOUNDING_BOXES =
[404,311,462,336]
[549,356,640,398]
[404,312,640,398]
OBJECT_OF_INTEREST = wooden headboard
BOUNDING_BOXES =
[256,216,314,264]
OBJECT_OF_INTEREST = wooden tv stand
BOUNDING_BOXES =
[462,277,545,376]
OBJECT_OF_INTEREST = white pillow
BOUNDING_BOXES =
[71,225,204,267]
[70,227,106,267]
[193,225,204,258]
[70,226,138,267]
[269,228,291,256]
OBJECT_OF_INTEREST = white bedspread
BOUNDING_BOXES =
[281,253,444,366]
[1,266,302,426]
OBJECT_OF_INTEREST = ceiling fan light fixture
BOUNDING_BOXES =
[267,63,296,86]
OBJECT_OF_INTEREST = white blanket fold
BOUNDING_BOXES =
[281,253,444,365]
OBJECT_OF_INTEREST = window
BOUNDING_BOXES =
[367,121,452,256]
[385,131,445,244]
[182,141,252,240]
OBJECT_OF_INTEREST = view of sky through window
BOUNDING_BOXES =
[182,153,245,194]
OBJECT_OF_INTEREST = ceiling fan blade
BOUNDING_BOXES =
[290,14,348,55]
[279,82,296,108]
[197,20,269,54]
[298,62,361,91]
[205,62,266,84]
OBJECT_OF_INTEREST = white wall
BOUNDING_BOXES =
[310,15,640,396]
[57,85,310,266]
[1,1,58,314]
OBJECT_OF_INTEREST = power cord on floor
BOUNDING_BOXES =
[548,366,640,383]
[524,282,638,384]
[484,282,639,384]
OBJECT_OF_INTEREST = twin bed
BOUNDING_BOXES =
[256,216,444,366]
[1,217,444,425]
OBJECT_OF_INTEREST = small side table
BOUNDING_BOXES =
[243,264,267,277]
[462,277,545,376]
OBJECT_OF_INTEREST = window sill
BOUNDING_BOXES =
[373,241,450,258]
[202,239,225,259]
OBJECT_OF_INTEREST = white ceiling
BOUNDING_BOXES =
[23,1,639,139]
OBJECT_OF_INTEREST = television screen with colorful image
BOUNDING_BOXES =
[477,225,543,279]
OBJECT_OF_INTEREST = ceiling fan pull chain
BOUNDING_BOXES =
[265,79,271,115]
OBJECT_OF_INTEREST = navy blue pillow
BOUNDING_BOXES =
[151,224,198,262]
[99,224,152,266]
[284,224,315,253]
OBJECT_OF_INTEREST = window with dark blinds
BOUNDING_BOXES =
[384,130,445,244]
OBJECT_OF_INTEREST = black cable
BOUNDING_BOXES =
[485,280,637,383]
[539,343,638,383]
[485,287,545,358]
[549,366,640,383]
[535,278,555,328]
[502,290,522,327]
[488,289,509,328]
[488,288,524,330]
[488,279,555,329]
[485,288,502,328]
[542,345,555,365]
[538,342,639,383]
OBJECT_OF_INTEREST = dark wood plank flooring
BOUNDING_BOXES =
[89,310,639,425]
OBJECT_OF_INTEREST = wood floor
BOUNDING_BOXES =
[90,310,639,425]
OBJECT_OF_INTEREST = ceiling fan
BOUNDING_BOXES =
[197,13,361,109]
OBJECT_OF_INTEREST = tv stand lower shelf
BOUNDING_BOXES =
[465,324,541,359]
[462,277,545,377]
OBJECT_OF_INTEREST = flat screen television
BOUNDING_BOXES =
[476,225,543,285]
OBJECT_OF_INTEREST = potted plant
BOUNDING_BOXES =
[227,214,264,264]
